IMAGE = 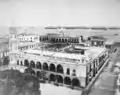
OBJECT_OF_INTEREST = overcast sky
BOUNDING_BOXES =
[0,0,120,27]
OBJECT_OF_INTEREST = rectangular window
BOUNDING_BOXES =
[67,68,70,75]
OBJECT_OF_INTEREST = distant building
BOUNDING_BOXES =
[90,36,106,47]
[18,33,39,43]
[17,32,40,51]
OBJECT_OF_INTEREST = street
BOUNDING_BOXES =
[40,83,82,95]
[89,72,117,95]
[88,43,120,95]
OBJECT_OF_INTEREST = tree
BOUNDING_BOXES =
[24,67,34,75]
[3,57,9,65]
[0,69,41,95]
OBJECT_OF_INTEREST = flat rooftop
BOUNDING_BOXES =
[23,46,107,64]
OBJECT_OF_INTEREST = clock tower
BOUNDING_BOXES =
[9,27,19,65]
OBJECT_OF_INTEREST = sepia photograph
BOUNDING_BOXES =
[0,0,120,95]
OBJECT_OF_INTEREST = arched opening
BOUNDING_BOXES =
[49,74,56,82]
[39,37,41,41]
[72,78,80,87]
[57,64,64,73]
[52,38,55,42]
[56,75,63,83]
[20,61,23,66]
[17,60,19,65]
[62,39,64,43]
[50,63,56,72]
[30,60,35,68]
[73,39,76,43]
[43,62,48,70]
[46,36,48,40]
[3,57,9,65]
[24,59,29,67]
[64,77,71,85]
[31,70,36,76]
[36,61,42,69]
[65,39,67,43]
[37,71,41,78]
[59,39,61,43]
[56,39,58,43]
[72,69,76,76]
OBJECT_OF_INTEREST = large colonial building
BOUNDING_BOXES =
[9,27,109,89]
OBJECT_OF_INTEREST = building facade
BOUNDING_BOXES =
[18,33,39,43]
[9,27,109,89]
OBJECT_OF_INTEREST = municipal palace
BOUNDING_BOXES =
[8,27,114,89]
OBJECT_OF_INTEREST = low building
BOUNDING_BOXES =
[18,33,39,43]
[90,36,106,47]
[104,40,115,54]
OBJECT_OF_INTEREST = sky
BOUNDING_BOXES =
[0,0,120,27]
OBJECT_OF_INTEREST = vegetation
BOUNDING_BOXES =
[0,69,41,95]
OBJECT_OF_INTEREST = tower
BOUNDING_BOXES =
[9,27,19,65]
[9,27,19,52]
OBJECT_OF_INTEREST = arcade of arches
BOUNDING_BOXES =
[16,51,108,87]
[19,44,37,51]
[18,59,64,74]
[39,36,79,43]
[48,74,80,87]
[17,59,81,87]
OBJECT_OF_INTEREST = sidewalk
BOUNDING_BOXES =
[115,74,120,95]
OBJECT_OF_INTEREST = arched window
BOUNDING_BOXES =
[56,75,63,83]
[37,71,41,79]
[30,60,35,68]
[57,64,64,74]
[64,77,71,85]
[21,61,23,66]
[24,59,29,67]
[72,69,76,76]
[59,39,61,43]
[49,74,56,82]
[17,60,19,65]
[72,78,80,87]
[36,61,42,69]
[50,63,56,72]
[62,39,64,43]
[3,57,9,65]
[43,62,48,70]
[65,39,67,42]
